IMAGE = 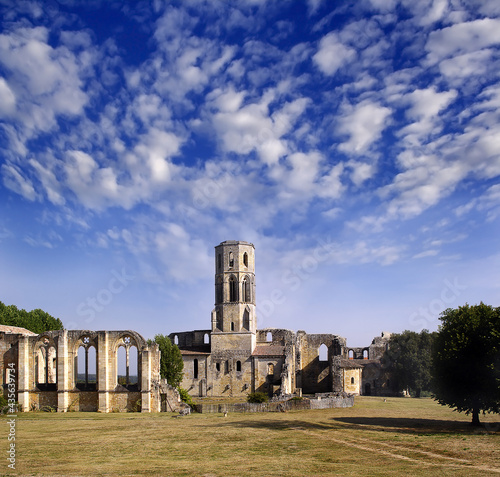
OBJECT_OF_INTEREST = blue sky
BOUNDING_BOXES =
[0,0,499,346]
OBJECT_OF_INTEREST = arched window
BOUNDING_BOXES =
[266,332,272,342]
[216,362,220,372]
[242,276,251,303]
[267,363,274,376]
[174,335,179,345]
[194,359,198,380]
[204,333,209,344]
[236,361,241,372]
[363,349,369,359]
[76,344,97,390]
[35,339,57,389]
[243,252,248,267]
[224,360,229,374]
[351,377,355,385]
[243,308,250,331]
[348,349,354,360]
[117,341,138,388]
[319,344,328,361]
[229,252,234,268]
[231,322,235,331]
[229,276,238,302]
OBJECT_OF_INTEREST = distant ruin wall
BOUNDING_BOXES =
[193,395,354,413]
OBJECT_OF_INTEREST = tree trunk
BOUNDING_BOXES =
[471,407,480,426]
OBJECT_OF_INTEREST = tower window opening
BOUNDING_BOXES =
[229,276,238,302]
[319,344,328,361]
[236,361,241,372]
[204,333,209,344]
[267,363,274,376]
[216,362,220,372]
[243,276,251,303]
[231,322,235,331]
[229,252,234,268]
[266,332,272,342]
[243,252,248,267]
[351,377,355,385]
[194,359,198,380]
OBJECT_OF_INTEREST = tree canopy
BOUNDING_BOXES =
[0,301,63,333]
[383,330,436,397]
[154,334,184,388]
[431,303,500,426]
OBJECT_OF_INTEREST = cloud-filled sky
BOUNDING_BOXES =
[1,0,499,346]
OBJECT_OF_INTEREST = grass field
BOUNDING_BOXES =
[2,396,499,476]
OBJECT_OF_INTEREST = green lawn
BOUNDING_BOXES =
[3,396,499,476]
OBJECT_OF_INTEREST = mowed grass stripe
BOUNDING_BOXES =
[6,397,500,476]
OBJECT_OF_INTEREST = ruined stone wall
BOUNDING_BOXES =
[297,333,345,394]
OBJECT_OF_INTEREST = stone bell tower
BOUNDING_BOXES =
[210,241,256,353]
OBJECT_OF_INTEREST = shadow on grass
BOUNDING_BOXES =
[331,416,500,435]
[205,419,332,432]
[204,416,500,436]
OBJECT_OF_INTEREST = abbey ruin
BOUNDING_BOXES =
[170,241,391,399]
[0,240,391,412]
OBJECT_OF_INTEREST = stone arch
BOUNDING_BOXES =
[34,335,57,389]
[363,348,369,359]
[114,334,140,389]
[348,349,354,359]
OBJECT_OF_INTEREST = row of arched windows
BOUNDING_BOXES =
[34,340,139,389]
[217,252,249,271]
[216,275,252,303]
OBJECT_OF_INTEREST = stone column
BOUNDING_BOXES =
[140,349,151,413]
[17,336,30,412]
[98,331,110,412]
[57,330,70,412]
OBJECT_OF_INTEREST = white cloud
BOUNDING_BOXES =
[313,32,356,76]
[1,164,37,201]
[338,100,391,154]
[426,18,500,64]
[0,77,15,116]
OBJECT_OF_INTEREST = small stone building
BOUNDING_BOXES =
[0,326,180,412]
[170,241,392,398]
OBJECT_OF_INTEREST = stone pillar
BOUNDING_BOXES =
[98,331,110,412]
[140,349,151,413]
[17,336,30,412]
[57,330,70,412]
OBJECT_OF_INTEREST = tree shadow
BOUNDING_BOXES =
[330,416,500,435]
[205,419,332,432]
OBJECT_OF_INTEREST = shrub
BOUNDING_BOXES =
[178,387,194,408]
[247,392,269,403]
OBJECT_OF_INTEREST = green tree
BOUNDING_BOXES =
[431,303,500,426]
[383,330,436,397]
[0,301,63,333]
[154,334,184,388]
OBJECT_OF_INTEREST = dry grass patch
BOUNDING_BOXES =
[3,397,499,476]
